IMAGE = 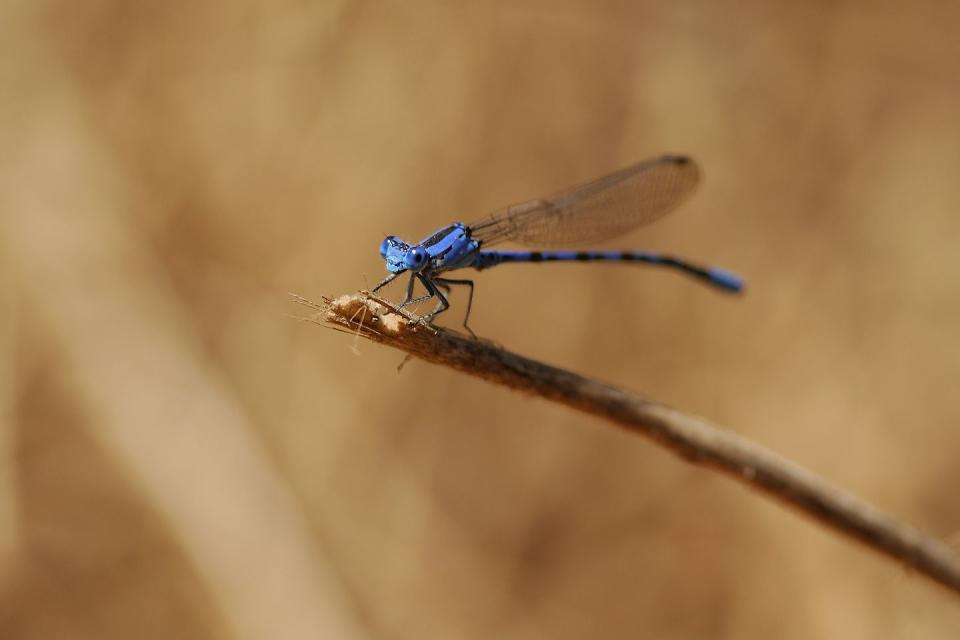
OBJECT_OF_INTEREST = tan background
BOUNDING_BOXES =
[3,1,960,638]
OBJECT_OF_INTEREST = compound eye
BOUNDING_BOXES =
[379,236,396,258]
[403,247,426,270]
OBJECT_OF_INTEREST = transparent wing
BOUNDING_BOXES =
[468,155,700,248]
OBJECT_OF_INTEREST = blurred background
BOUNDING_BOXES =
[2,0,960,637]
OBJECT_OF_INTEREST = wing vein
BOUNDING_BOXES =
[468,155,700,248]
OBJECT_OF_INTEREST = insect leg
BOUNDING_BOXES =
[434,277,476,338]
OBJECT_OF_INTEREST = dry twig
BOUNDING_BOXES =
[295,291,960,597]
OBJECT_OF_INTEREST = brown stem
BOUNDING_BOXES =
[295,291,960,597]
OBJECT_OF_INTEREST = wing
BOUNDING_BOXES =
[468,155,700,248]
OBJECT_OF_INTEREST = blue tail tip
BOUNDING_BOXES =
[708,268,745,293]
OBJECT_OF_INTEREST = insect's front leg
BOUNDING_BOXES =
[372,272,399,293]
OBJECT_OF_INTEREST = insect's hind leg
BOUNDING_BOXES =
[434,277,476,338]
